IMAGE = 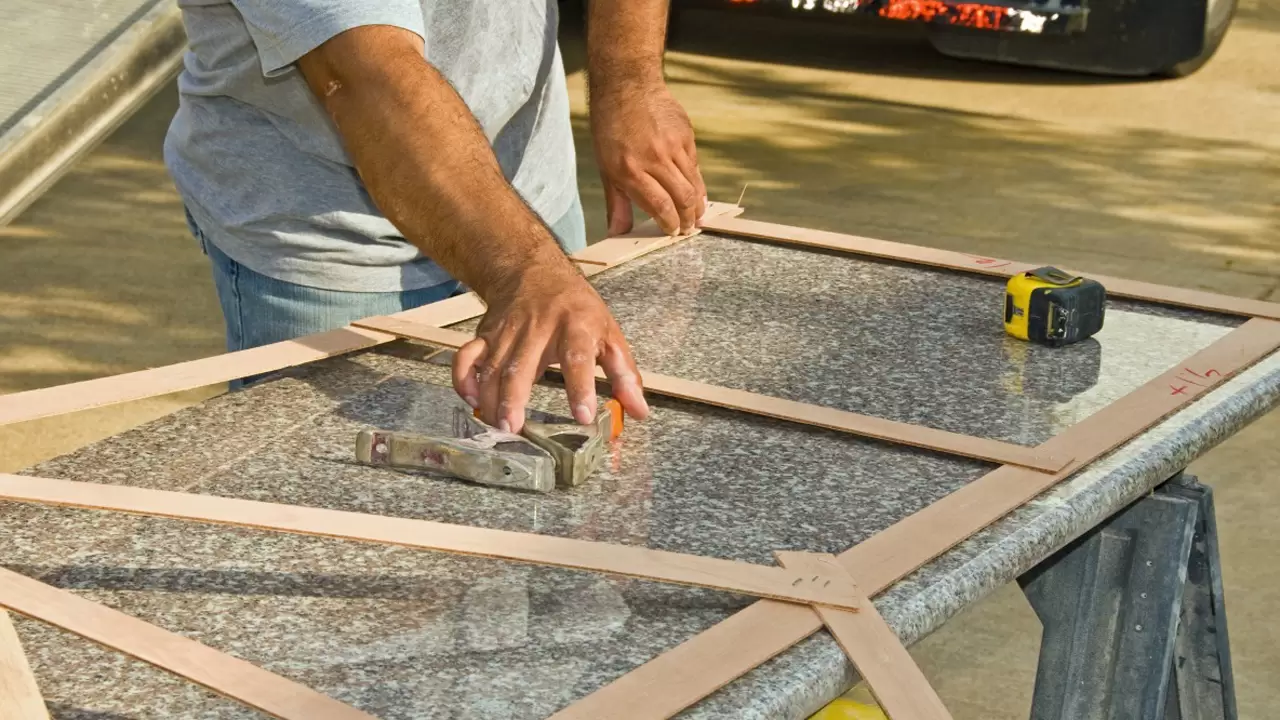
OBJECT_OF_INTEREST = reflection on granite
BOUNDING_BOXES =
[592,234,1237,446]
[10,351,993,718]
[4,232,1266,720]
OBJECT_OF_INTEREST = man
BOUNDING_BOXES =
[164,0,706,435]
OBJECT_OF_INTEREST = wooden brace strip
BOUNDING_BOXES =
[0,204,742,429]
[0,610,49,720]
[571,201,744,268]
[0,475,859,610]
[774,553,952,720]
[703,216,1280,321]
[0,566,373,720]
[0,292,489,428]
[350,316,1070,473]
[0,326,397,428]
[553,318,1280,719]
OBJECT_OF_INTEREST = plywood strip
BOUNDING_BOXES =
[570,202,745,268]
[385,291,488,327]
[0,567,372,720]
[0,475,858,610]
[351,316,1070,473]
[703,216,1280,321]
[774,553,952,720]
[604,370,1066,472]
[0,207,741,429]
[554,318,1280,719]
[0,327,396,428]
[0,610,49,720]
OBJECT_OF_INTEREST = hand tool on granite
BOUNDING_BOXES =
[355,400,623,492]
[1004,266,1106,346]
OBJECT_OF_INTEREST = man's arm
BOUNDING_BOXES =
[588,0,706,236]
[297,25,647,433]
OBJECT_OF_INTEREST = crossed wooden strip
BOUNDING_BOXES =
[0,568,376,720]
[0,474,954,719]
[775,553,950,720]
[552,316,1280,719]
[351,316,1068,473]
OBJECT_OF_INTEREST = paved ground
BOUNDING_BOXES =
[0,2,1276,717]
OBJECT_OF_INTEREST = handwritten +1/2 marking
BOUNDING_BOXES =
[1169,367,1222,396]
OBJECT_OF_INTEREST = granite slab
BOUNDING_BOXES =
[3,233,1270,720]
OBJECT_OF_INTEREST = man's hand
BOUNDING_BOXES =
[452,260,648,434]
[592,81,706,237]
[587,0,706,237]
[298,26,648,432]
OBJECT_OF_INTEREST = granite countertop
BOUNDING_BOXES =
[6,233,1277,719]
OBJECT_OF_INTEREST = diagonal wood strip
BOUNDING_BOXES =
[552,318,1280,719]
[0,326,398,428]
[0,475,859,610]
[350,316,1071,473]
[0,610,49,720]
[569,202,744,268]
[774,552,952,720]
[0,567,375,720]
[702,216,1280,321]
[0,205,740,429]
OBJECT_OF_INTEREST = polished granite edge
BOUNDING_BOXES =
[681,348,1280,720]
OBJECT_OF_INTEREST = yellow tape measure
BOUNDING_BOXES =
[1004,266,1106,347]
[810,684,889,720]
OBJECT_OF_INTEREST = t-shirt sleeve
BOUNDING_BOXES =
[231,0,426,77]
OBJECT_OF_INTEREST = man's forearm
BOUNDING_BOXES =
[587,0,669,97]
[298,26,575,302]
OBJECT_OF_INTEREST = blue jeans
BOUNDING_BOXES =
[188,198,585,384]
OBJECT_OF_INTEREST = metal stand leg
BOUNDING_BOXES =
[1018,473,1237,720]
[1165,476,1238,720]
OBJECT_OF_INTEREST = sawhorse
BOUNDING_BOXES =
[1020,472,1237,720]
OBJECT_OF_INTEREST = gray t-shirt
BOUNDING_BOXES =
[164,0,578,292]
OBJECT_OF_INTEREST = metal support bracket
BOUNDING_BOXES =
[1018,473,1237,720]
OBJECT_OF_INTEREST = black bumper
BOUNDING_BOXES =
[676,0,1090,34]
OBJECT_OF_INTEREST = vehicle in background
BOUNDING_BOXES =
[656,0,1236,77]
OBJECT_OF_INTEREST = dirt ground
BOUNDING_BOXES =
[1,3,1276,717]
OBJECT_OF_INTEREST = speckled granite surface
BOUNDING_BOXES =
[590,234,1239,447]
[4,233,1273,720]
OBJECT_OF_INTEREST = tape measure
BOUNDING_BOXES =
[810,695,888,720]
[1004,267,1106,347]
